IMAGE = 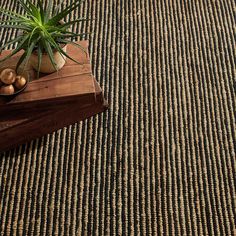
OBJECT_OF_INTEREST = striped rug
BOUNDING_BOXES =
[0,0,235,235]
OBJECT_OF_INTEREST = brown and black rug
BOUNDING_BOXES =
[0,0,235,235]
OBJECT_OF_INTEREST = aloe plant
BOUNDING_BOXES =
[0,0,88,75]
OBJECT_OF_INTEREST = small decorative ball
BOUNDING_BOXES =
[0,68,16,85]
[0,84,15,95]
[14,75,27,89]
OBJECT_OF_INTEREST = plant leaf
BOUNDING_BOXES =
[0,19,25,24]
[59,18,89,29]
[0,35,24,52]
[28,26,40,48]
[17,0,33,15]
[0,7,30,21]
[16,50,27,71]
[52,30,90,38]
[47,0,84,26]
[53,43,82,65]
[57,39,87,54]
[42,40,58,71]
[37,0,45,23]
[24,0,42,21]
[45,0,53,22]
[0,24,32,30]
[0,34,29,63]
[23,39,38,70]
[37,45,42,78]
[53,0,64,16]
[43,34,81,65]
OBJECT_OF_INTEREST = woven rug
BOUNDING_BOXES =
[0,0,235,235]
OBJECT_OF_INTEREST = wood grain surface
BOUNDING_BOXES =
[0,41,95,111]
[0,79,108,152]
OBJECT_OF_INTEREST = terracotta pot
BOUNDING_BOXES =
[30,44,67,74]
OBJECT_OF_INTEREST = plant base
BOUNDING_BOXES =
[30,44,67,73]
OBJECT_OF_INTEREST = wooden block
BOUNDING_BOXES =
[0,41,108,151]
[0,41,95,112]
[0,78,108,152]
[0,73,96,114]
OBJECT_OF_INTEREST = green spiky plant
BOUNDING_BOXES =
[0,0,88,76]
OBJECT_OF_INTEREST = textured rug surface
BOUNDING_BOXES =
[0,0,235,235]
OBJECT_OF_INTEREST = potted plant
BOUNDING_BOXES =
[0,0,88,76]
